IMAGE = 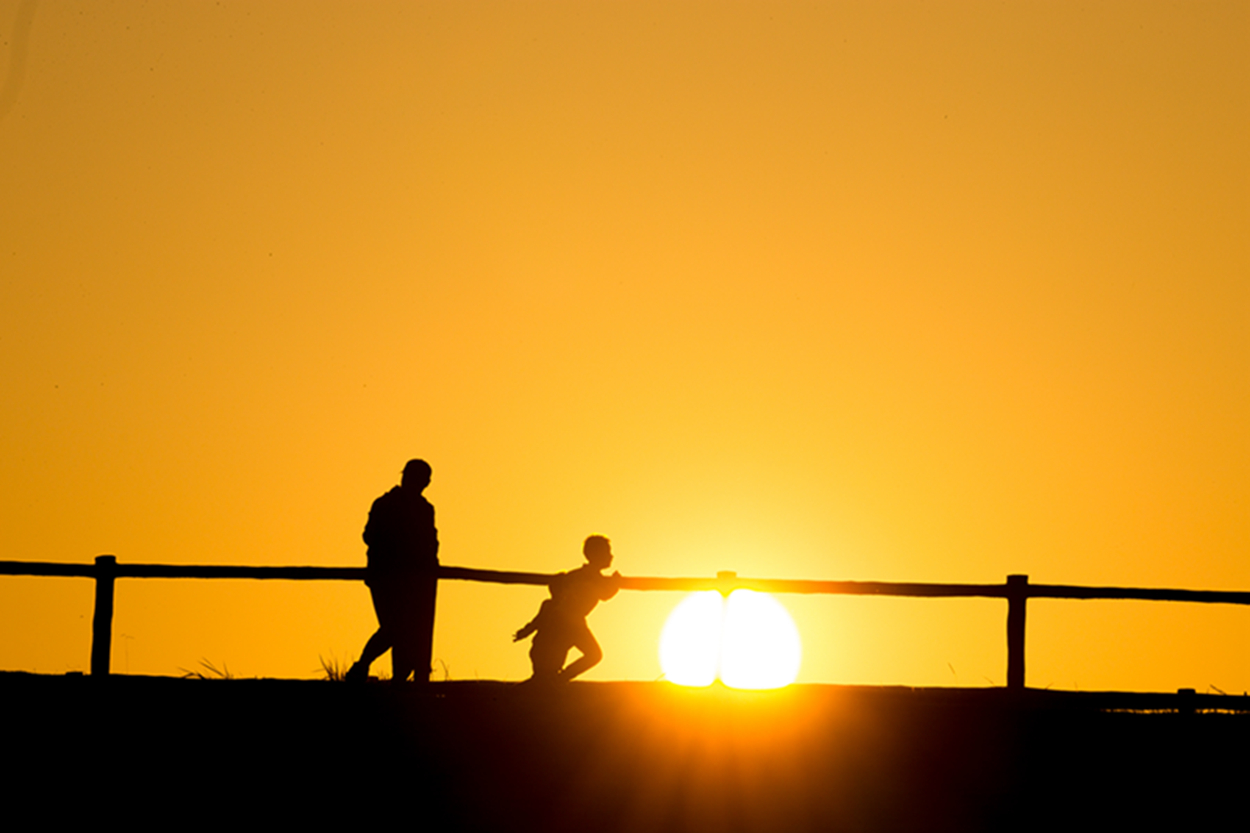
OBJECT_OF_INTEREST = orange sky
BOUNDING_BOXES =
[1,0,1246,692]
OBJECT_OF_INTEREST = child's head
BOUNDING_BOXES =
[583,535,613,570]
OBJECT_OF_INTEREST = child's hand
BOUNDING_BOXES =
[512,630,524,642]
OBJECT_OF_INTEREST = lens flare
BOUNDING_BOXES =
[658,589,802,689]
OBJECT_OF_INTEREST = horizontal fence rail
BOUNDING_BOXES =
[2,558,1248,686]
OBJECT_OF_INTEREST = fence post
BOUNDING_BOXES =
[1006,574,1028,690]
[91,555,117,677]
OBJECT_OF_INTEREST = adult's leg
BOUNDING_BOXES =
[411,571,438,683]
[390,639,415,683]
[346,627,391,681]
[358,628,391,668]
[390,571,437,684]
[350,580,397,680]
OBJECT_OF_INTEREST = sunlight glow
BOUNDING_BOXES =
[659,590,802,689]
[658,591,723,686]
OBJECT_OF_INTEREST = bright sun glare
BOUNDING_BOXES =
[659,590,802,689]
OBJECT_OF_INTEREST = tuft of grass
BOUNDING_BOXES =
[319,654,348,681]
[179,658,233,680]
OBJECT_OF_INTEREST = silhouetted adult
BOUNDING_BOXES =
[346,459,439,683]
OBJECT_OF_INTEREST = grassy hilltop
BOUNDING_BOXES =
[3,674,1246,830]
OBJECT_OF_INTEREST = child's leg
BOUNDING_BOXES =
[558,625,602,681]
[529,634,570,680]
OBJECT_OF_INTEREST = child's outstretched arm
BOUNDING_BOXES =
[513,618,537,642]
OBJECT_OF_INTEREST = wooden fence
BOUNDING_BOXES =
[2,556,1248,687]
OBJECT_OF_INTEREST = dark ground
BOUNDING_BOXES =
[2,672,1246,830]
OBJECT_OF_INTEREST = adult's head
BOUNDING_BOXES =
[583,535,612,568]
[401,459,432,491]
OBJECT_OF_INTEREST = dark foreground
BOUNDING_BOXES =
[3,673,1246,830]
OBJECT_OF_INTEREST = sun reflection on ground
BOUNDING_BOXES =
[659,590,802,689]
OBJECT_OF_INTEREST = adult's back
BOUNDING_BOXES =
[363,485,439,578]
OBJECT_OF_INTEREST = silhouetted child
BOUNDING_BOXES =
[513,535,621,682]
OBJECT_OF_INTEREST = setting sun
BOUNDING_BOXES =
[659,590,802,689]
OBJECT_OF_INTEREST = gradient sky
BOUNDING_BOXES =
[1,1,1246,691]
